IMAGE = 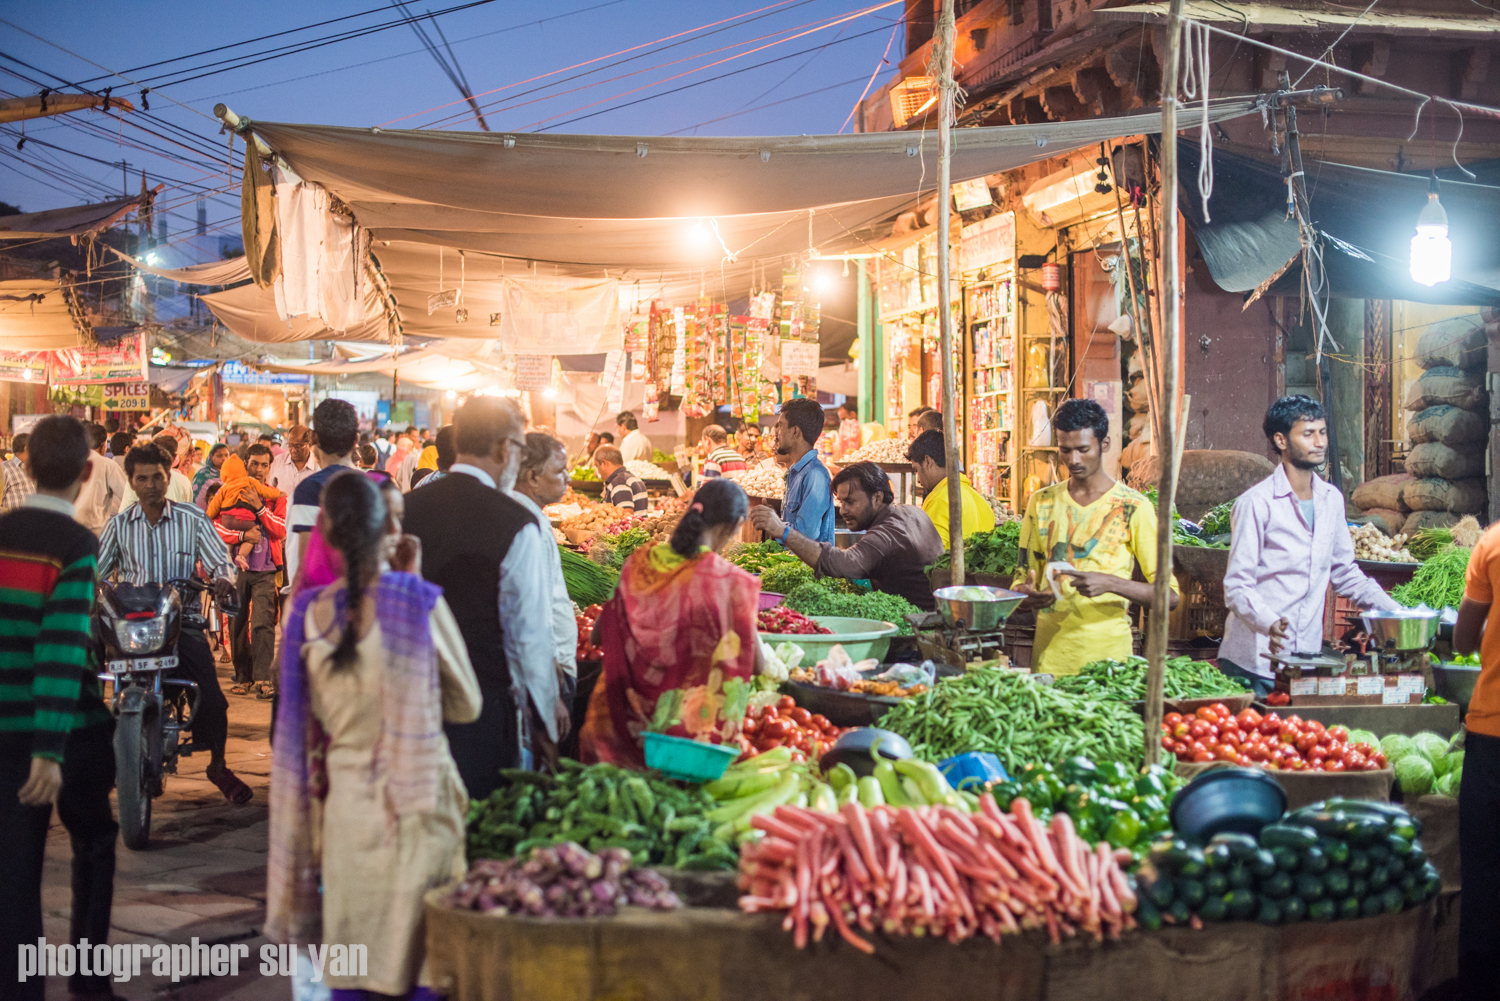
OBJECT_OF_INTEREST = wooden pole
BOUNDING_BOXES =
[1144,0,1186,768]
[935,0,966,580]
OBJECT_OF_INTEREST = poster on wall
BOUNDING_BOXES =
[52,333,148,385]
[103,382,152,411]
[960,212,1016,274]
[515,355,552,392]
[0,351,45,383]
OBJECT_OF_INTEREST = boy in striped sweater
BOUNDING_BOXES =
[0,416,101,1001]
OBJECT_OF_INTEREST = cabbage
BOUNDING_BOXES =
[1432,771,1459,798]
[1440,749,1464,780]
[1347,729,1379,748]
[1380,734,1416,764]
[1413,731,1450,765]
[1395,755,1436,797]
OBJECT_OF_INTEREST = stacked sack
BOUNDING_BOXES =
[1399,315,1489,535]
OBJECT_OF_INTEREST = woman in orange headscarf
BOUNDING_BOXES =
[579,479,761,768]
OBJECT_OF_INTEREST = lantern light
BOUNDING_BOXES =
[1410,174,1451,287]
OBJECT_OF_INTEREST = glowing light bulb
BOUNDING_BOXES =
[445,389,457,400]
[1410,180,1451,287]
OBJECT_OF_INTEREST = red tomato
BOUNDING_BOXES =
[1286,714,1304,726]
[1173,721,1192,738]
[1236,709,1261,729]
[1193,707,1214,722]
[1308,744,1329,763]
[1278,728,1299,745]
[1189,720,1212,739]
[1353,742,1375,757]
[1323,758,1346,772]
[1206,723,1221,739]
[1243,745,1266,763]
[1316,729,1334,747]
[759,739,783,751]
[1373,752,1388,769]
[1363,759,1383,772]
[1192,750,1215,763]
[1214,745,1240,763]
[1173,740,1191,755]
[1295,732,1317,753]
[1346,751,1368,769]
[1165,712,1184,727]
[1287,758,1307,771]
[810,714,831,729]
[742,718,758,734]
[761,720,787,740]
[1190,741,1208,755]
[1161,736,1176,751]
[1327,725,1350,743]
[777,696,796,710]
[1304,719,1326,734]
[1259,712,1282,734]
[789,707,812,725]
[1269,746,1286,763]
[1210,702,1231,719]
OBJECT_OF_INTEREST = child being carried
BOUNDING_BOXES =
[207,454,283,570]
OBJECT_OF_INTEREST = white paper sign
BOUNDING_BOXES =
[1356,676,1386,696]
[780,341,820,379]
[1383,689,1410,705]
[602,350,626,410]
[1317,679,1348,697]
[1397,674,1427,693]
[1290,678,1319,696]
[515,354,551,392]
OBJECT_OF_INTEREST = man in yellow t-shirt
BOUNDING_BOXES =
[1011,399,1177,675]
[907,429,994,549]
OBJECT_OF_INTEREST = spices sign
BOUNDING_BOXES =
[102,382,152,411]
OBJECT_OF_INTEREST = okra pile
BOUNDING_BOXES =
[465,761,738,871]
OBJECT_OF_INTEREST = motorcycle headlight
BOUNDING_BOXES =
[114,618,168,654]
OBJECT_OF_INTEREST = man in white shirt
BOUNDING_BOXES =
[73,423,131,535]
[508,431,578,697]
[615,410,653,464]
[119,436,194,507]
[267,424,319,496]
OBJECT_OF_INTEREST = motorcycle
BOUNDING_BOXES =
[96,576,238,849]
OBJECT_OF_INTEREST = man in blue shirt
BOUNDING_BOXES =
[751,397,834,545]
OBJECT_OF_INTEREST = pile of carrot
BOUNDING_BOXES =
[737,795,1138,953]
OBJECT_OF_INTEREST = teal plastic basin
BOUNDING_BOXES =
[641,732,738,782]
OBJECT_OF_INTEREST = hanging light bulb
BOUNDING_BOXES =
[1410,173,1451,286]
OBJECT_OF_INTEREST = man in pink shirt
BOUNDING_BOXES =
[1218,396,1401,696]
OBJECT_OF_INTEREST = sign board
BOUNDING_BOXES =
[11,414,49,434]
[102,382,152,411]
[780,341,820,379]
[52,334,147,385]
[220,360,310,386]
[515,355,551,392]
[375,400,430,430]
[952,178,994,212]
[959,212,1015,273]
[0,351,45,384]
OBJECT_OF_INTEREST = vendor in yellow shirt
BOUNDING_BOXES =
[1011,399,1177,676]
[906,429,994,548]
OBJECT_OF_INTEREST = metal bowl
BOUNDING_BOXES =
[1433,663,1480,715]
[1361,608,1442,651]
[932,585,1025,631]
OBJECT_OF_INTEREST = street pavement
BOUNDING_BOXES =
[40,645,280,1001]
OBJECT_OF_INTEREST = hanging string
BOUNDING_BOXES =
[1179,20,1214,221]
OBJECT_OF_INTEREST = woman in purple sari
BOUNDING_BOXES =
[266,473,479,999]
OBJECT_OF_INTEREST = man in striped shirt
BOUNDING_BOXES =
[592,445,647,512]
[0,416,100,1000]
[699,425,747,479]
[1,432,35,511]
[99,445,248,804]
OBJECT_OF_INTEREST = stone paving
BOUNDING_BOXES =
[40,643,281,1001]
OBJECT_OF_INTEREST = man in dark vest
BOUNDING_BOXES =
[402,396,564,800]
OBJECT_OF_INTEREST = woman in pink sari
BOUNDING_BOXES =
[580,478,760,768]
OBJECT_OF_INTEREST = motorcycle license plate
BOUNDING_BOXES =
[107,655,178,673]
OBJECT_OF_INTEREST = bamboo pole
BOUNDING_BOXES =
[935,0,966,579]
[1144,0,1186,768]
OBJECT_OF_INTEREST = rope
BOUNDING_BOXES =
[1179,21,1214,221]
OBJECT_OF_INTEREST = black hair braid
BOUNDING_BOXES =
[320,472,386,670]
[668,478,748,556]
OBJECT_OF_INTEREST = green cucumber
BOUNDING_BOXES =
[1137,895,1163,931]
[1300,846,1329,875]
[1322,868,1351,898]
[1148,838,1192,873]
[1347,850,1371,876]
[1338,896,1363,920]
[1295,873,1326,900]
[1309,899,1337,922]
[1147,876,1175,908]
[1199,894,1228,922]
[1381,886,1405,914]
[1344,816,1391,848]
[1167,899,1192,925]
[1261,871,1294,900]
[1367,843,1391,865]
[1281,895,1307,923]
[1316,837,1350,866]
[1368,864,1390,892]
[1386,833,1413,857]
[1249,849,1277,879]
[1176,879,1207,908]
[1205,871,1229,896]
[1423,873,1442,900]
[1179,846,1208,879]
[1259,824,1319,851]
[1271,847,1301,872]
[1202,843,1233,871]
[1228,863,1254,890]
[1225,889,1257,921]
[1257,897,1283,925]
[1361,895,1385,918]
[1209,832,1260,861]
[1350,877,1369,900]
[1407,843,1428,870]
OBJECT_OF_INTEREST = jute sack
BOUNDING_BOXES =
[1406,442,1486,480]
[1362,508,1406,536]
[1415,315,1487,370]
[1401,477,1487,514]
[1409,405,1487,447]
[1352,473,1413,512]
[1403,510,1460,535]
[1405,367,1486,412]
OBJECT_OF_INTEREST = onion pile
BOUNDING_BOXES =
[733,465,788,499]
[839,437,913,465]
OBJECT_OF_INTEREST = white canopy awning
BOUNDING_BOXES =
[0,279,88,350]
[112,248,253,286]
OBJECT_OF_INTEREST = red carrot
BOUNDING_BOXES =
[834,822,871,887]
[750,813,804,842]
[827,900,877,954]
[895,808,962,891]
[841,802,886,889]
[1049,813,1089,892]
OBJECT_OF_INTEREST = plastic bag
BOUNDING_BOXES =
[758,639,789,683]
[871,660,937,688]
[815,644,879,690]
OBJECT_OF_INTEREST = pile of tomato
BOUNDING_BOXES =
[1160,704,1389,772]
[575,604,603,662]
[737,695,848,763]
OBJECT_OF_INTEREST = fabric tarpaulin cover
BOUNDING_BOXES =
[242,145,280,288]
[497,275,619,355]
[111,248,253,286]
[0,196,143,240]
[1177,139,1500,305]
[0,278,87,350]
[202,281,387,343]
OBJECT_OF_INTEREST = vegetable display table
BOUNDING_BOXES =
[423,889,1458,1001]
[1254,702,1462,739]
[1175,760,1395,811]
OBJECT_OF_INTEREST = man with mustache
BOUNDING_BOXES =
[1011,399,1177,676]
[1218,395,1400,696]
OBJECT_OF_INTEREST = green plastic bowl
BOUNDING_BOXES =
[641,732,738,782]
[760,616,899,665]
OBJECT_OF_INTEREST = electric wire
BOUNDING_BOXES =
[665,74,868,134]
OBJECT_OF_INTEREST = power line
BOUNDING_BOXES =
[665,74,868,134]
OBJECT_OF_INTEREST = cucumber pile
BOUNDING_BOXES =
[1133,798,1441,929]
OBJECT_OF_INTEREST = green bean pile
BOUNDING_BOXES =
[878,668,1146,773]
[1053,656,1249,701]
[1392,545,1471,610]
